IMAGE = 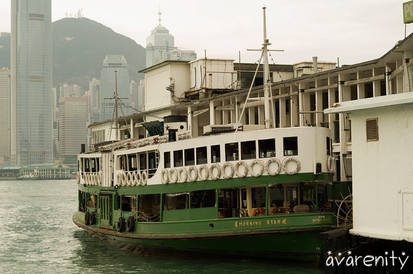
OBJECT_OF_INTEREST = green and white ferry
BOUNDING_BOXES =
[73,7,336,262]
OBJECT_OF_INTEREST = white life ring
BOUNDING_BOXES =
[161,169,169,184]
[168,169,178,184]
[121,171,128,186]
[209,164,221,180]
[136,171,142,186]
[141,170,148,186]
[250,160,264,177]
[198,165,209,181]
[187,166,198,182]
[127,172,133,186]
[131,171,138,186]
[266,158,281,176]
[327,156,335,172]
[235,161,249,178]
[222,162,234,179]
[283,157,301,175]
[116,173,122,187]
[178,168,188,183]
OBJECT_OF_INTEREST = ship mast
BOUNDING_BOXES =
[262,6,271,129]
[113,70,120,140]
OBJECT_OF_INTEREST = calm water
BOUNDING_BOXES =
[0,180,322,274]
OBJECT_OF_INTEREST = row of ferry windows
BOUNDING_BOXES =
[164,137,298,168]
[79,158,100,172]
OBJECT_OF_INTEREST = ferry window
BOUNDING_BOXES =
[121,196,136,212]
[96,158,100,172]
[317,185,329,209]
[164,193,188,210]
[91,158,96,172]
[184,148,195,166]
[241,141,256,160]
[211,145,220,163]
[286,186,298,210]
[301,185,315,207]
[269,185,284,208]
[190,190,216,208]
[173,150,183,167]
[138,194,160,222]
[326,137,331,156]
[225,143,239,161]
[252,187,266,208]
[78,191,86,212]
[128,154,137,171]
[283,137,298,156]
[120,155,127,170]
[84,159,90,172]
[87,194,97,209]
[148,152,158,177]
[259,139,276,158]
[139,153,147,170]
[196,147,207,165]
[164,152,171,168]
[218,189,240,218]
[366,118,379,142]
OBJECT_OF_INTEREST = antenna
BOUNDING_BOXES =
[105,71,127,141]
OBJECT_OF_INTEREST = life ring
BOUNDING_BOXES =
[153,137,159,144]
[178,168,188,183]
[116,173,122,187]
[127,172,133,186]
[141,170,148,186]
[136,171,142,186]
[250,160,264,177]
[209,164,221,180]
[131,171,138,186]
[327,156,335,172]
[126,216,135,232]
[198,165,209,181]
[266,158,281,176]
[117,217,125,232]
[222,163,234,179]
[235,161,249,178]
[168,169,178,183]
[161,169,169,184]
[251,208,260,217]
[187,166,198,182]
[283,157,301,175]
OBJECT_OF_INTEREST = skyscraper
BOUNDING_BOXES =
[58,96,88,165]
[146,11,196,68]
[99,55,130,122]
[0,68,10,166]
[11,0,53,165]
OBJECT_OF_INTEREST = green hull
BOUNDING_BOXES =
[73,211,333,262]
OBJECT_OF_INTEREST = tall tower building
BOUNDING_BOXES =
[146,11,196,68]
[11,0,53,165]
[58,96,88,165]
[99,55,130,122]
[0,68,10,166]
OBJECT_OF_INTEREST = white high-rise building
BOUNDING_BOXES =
[11,0,53,165]
[0,68,10,166]
[146,11,196,68]
[99,55,130,122]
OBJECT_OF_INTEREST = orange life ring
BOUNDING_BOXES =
[153,137,159,144]
[252,208,260,216]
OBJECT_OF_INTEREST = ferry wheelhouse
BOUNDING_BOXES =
[73,7,337,262]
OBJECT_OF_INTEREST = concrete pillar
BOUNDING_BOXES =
[279,97,286,128]
[130,118,134,139]
[209,100,215,125]
[403,50,413,93]
[187,106,192,136]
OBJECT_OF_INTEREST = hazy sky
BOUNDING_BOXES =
[0,0,410,65]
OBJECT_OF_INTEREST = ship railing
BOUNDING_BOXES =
[79,171,103,186]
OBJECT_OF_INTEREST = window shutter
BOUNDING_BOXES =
[366,118,379,142]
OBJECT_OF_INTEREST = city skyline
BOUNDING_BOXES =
[0,1,410,66]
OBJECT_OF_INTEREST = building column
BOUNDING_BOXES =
[298,83,304,126]
[187,106,192,136]
[209,100,215,125]
[357,71,365,99]
[279,97,286,128]
[290,85,298,127]
[385,65,391,95]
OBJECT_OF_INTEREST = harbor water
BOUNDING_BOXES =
[0,180,322,273]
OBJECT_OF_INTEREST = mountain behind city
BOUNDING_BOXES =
[0,17,146,89]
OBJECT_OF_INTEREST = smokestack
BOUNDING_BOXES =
[312,56,318,73]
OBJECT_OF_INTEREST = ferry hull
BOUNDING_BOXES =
[73,212,331,262]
